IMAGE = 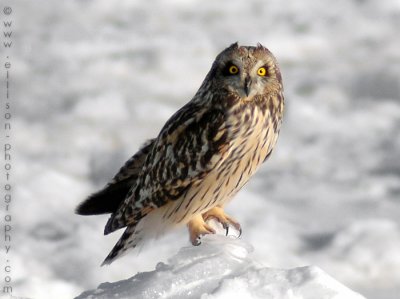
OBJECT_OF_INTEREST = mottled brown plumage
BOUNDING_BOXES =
[76,43,284,265]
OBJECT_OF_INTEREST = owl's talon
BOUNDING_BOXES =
[187,214,216,246]
[221,222,229,231]
[203,206,241,237]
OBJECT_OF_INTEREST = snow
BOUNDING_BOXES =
[74,236,365,299]
[5,0,400,298]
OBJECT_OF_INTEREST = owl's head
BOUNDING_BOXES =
[208,43,282,101]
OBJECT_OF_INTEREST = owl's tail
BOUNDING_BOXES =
[101,225,144,266]
[75,182,130,215]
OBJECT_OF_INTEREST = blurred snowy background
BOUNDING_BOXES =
[4,0,400,298]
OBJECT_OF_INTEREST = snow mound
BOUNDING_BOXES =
[75,236,366,299]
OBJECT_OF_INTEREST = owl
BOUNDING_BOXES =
[76,43,284,265]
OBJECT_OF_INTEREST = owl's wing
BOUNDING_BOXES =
[104,101,231,234]
[148,104,230,196]
[110,139,156,184]
[75,139,156,215]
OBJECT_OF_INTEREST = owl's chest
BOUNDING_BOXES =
[226,105,275,162]
[212,106,278,197]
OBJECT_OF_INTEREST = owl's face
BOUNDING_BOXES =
[211,43,282,100]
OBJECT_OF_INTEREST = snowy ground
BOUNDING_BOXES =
[74,235,366,299]
[3,0,400,298]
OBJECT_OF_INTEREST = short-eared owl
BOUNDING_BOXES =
[76,43,284,265]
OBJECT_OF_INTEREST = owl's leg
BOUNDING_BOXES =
[187,214,216,246]
[202,206,242,236]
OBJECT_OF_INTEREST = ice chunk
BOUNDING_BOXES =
[75,236,366,299]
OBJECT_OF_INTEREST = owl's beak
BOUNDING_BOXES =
[244,76,252,97]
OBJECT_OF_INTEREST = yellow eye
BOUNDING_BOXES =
[257,67,267,76]
[228,65,239,75]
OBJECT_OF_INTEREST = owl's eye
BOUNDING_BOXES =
[228,65,239,75]
[257,67,267,76]
[225,64,239,75]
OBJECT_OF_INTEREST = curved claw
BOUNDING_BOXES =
[225,225,229,236]
[237,227,242,238]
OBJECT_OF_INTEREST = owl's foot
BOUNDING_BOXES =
[187,214,216,246]
[203,206,242,237]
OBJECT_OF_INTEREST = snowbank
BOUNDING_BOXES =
[75,236,366,299]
